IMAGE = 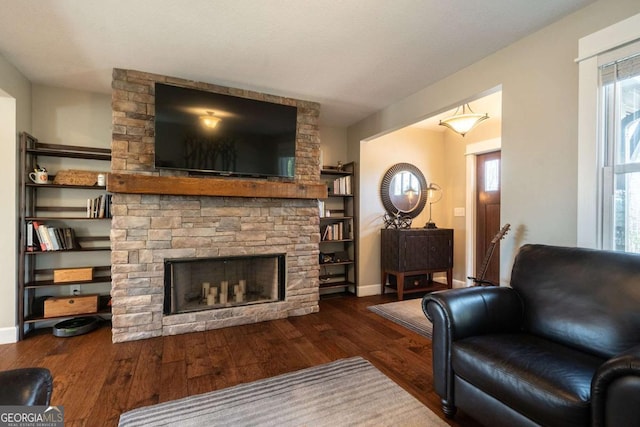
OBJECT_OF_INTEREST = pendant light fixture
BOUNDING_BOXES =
[200,111,221,129]
[439,103,489,137]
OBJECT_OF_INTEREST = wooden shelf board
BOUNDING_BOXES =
[25,276,112,289]
[27,143,111,161]
[319,260,354,266]
[25,309,112,324]
[107,173,327,199]
[25,247,110,255]
[27,183,107,190]
[26,216,110,221]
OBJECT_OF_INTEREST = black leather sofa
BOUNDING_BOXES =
[0,368,53,405]
[423,244,640,427]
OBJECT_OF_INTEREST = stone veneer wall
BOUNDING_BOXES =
[110,69,321,343]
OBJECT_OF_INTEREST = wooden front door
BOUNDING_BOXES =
[476,151,501,284]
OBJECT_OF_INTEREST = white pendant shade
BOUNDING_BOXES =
[439,104,489,137]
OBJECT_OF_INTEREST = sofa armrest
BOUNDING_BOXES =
[592,344,640,427]
[422,287,523,415]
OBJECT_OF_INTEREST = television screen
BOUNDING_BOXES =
[154,83,297,178]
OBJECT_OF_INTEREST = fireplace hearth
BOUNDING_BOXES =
[164,254,286,315]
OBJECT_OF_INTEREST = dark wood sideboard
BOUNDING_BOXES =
[381,228,453,300]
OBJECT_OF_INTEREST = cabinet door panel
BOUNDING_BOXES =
[428,233,451,269]
[404,234,430,270]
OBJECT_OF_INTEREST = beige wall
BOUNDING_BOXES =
[348,0,640,286]
[32,85,111,148]
[0,53,31,342]
[358,127,445,295]
[319,126,348,168]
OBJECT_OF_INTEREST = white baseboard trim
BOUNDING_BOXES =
[357,284,381,297]
[0,326,17,344]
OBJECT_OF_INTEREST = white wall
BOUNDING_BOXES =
[358,127,445,295]
[0,53,31,343]
[348,0,640,284]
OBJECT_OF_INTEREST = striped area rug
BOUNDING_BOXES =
[368,298,433,338]
[118,356,446,427]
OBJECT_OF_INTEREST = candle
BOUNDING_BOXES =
[219,293,227,304]
[207,294,216,305]
[221,281,228,294]
[239,279,246,293]
[235,292,244,303]
[234,284,240,295]
[201,282,210,300]
[210,287,218,296]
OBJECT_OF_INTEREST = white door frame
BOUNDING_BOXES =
[465,138,501,286]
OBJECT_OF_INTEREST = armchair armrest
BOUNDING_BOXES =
[0,368,52,406]
[592,344,640,427]
[422,287,523,416]
[423,286,523,340]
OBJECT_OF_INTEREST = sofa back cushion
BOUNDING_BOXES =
[510,244,640,358]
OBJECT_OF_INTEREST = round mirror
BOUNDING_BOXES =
[380,163,427,219]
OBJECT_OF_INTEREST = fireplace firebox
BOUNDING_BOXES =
[163,254,286,315]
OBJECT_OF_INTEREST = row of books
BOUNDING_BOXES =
[27,221,78,251]
[321,220,353,241]
[330,176,352,195]
[87,194,112,218]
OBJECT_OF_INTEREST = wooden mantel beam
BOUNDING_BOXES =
[107,173,327,200]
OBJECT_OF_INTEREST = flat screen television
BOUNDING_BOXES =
[154,83,298,179]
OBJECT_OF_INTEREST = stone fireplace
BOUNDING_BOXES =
[164,254,286,315]
[109,69,323,343]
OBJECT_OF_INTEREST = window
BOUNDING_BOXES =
[484,159,500,192]
[599,51,640,252]
[577,13,640,250]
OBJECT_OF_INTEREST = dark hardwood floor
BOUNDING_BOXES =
[0,294,480,426]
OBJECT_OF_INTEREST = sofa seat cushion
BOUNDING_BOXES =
[453,334,604,427]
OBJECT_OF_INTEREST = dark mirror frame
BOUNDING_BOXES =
[380,162,428,219]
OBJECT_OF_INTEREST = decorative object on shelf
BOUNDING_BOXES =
[29,168,48,184]
[52,169,109,186]
[424,183,442,229]
[44,294,99,318]
[380,163,427,219]
[439,103,489,137]
[53,267,94,283]
[383,212,412,229]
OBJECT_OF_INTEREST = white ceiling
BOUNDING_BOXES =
[0,0,594,127]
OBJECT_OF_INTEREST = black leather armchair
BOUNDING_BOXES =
[423,244,640,427]
[0,368,53,406]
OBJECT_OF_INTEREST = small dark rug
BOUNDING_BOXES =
[118,356,446,426]
[368,298,432,338]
